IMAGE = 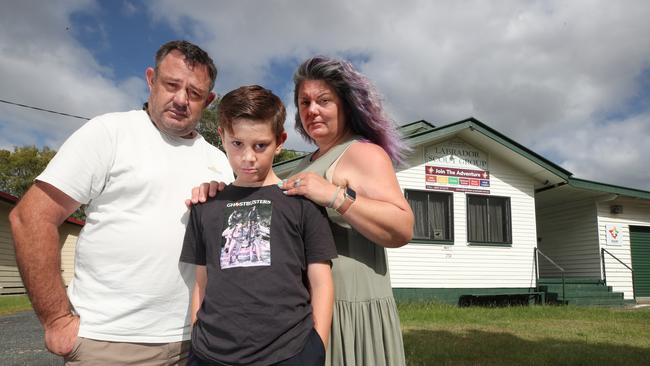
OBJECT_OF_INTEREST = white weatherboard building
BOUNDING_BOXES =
[275,118,650,305]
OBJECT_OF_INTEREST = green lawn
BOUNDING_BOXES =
[0,294,32,315]
[3,296,649,365]
[399,302,650,366]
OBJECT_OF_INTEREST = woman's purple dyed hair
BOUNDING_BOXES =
[293,56,410,165]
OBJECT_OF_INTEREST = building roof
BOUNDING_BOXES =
[0,191,85,226]
[566,177,650,200]
[403,117,572,184]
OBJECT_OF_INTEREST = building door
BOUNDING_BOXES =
[630,226,650,299]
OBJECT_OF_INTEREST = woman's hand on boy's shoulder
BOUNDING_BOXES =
[185,180,227,207]
[279,172,342,208]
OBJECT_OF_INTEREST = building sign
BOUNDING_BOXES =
[605,224,622,246]
[425,139,488,170]
[424,139,490,194]
[425,166,490,193]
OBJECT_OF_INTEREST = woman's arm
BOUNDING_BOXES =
[283,142,413,247]
[192,265,207,324]
[334,143,413,247]
[307,262,334,347]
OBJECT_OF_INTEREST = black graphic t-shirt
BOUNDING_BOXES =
[181,184,337,366]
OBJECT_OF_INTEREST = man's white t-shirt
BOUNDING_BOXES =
[37,110,233,342]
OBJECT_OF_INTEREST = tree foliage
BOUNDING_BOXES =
[0,146,56,198]
[197,98,222,150]
[274,149,305,164]
[0,146,86,220]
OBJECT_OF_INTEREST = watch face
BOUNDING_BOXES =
[345,187,356,200]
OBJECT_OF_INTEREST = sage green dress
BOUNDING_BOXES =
[291,137,406,366]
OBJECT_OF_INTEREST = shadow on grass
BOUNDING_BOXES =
[404,328,650,366]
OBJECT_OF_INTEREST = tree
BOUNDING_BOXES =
[0,146,56,198]
[274,149,305,164]
[197,98,222,149]
[0,146,86,220]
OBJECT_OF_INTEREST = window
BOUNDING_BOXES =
[405,190,453,242]
[467,195,511,244]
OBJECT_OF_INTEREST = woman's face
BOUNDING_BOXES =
[297,79,347,144]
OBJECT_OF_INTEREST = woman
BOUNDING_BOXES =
[280,56,414,366]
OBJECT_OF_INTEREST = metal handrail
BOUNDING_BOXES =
[601,248,635,300]
[535,247,566,302]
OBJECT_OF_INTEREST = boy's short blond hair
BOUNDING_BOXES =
[218,85,286,140]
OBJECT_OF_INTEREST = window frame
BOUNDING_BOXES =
[466,194,512,246]
[405,189,454,244]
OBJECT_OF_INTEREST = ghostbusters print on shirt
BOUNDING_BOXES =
[220,199,272,269]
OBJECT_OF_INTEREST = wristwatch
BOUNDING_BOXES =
[336,186,356,215]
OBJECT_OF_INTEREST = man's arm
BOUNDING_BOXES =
[307,262,334,347]
[192,265,207,324]
[9,181,81,356]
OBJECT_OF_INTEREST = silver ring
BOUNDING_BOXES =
[294,178,302,188]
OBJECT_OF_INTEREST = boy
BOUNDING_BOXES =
[181,85,336,366]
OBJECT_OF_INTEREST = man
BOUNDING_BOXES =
[9,40,233,365]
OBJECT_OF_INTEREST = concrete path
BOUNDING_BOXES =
[0,311,62,366]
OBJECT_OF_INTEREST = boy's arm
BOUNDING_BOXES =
[192,265,207,324]
[307,261,334,347]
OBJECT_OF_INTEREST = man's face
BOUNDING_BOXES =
[145,50,215,138]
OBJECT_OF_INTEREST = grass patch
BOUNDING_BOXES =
[0,295,32,315]
[399,302,650,366]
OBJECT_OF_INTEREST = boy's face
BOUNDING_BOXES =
[219,118,287,187]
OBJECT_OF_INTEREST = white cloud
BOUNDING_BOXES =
[0,0,147,148]
[122,1,139,17]
[540,113,650,191]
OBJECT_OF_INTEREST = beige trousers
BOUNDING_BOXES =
[64,337,190,366]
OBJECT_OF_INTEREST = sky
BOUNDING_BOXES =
[1,0,649,190]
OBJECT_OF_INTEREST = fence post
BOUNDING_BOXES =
[601,248,607,285]
[534,247,539,284]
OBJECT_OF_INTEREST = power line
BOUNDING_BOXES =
[0,98,90,120]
